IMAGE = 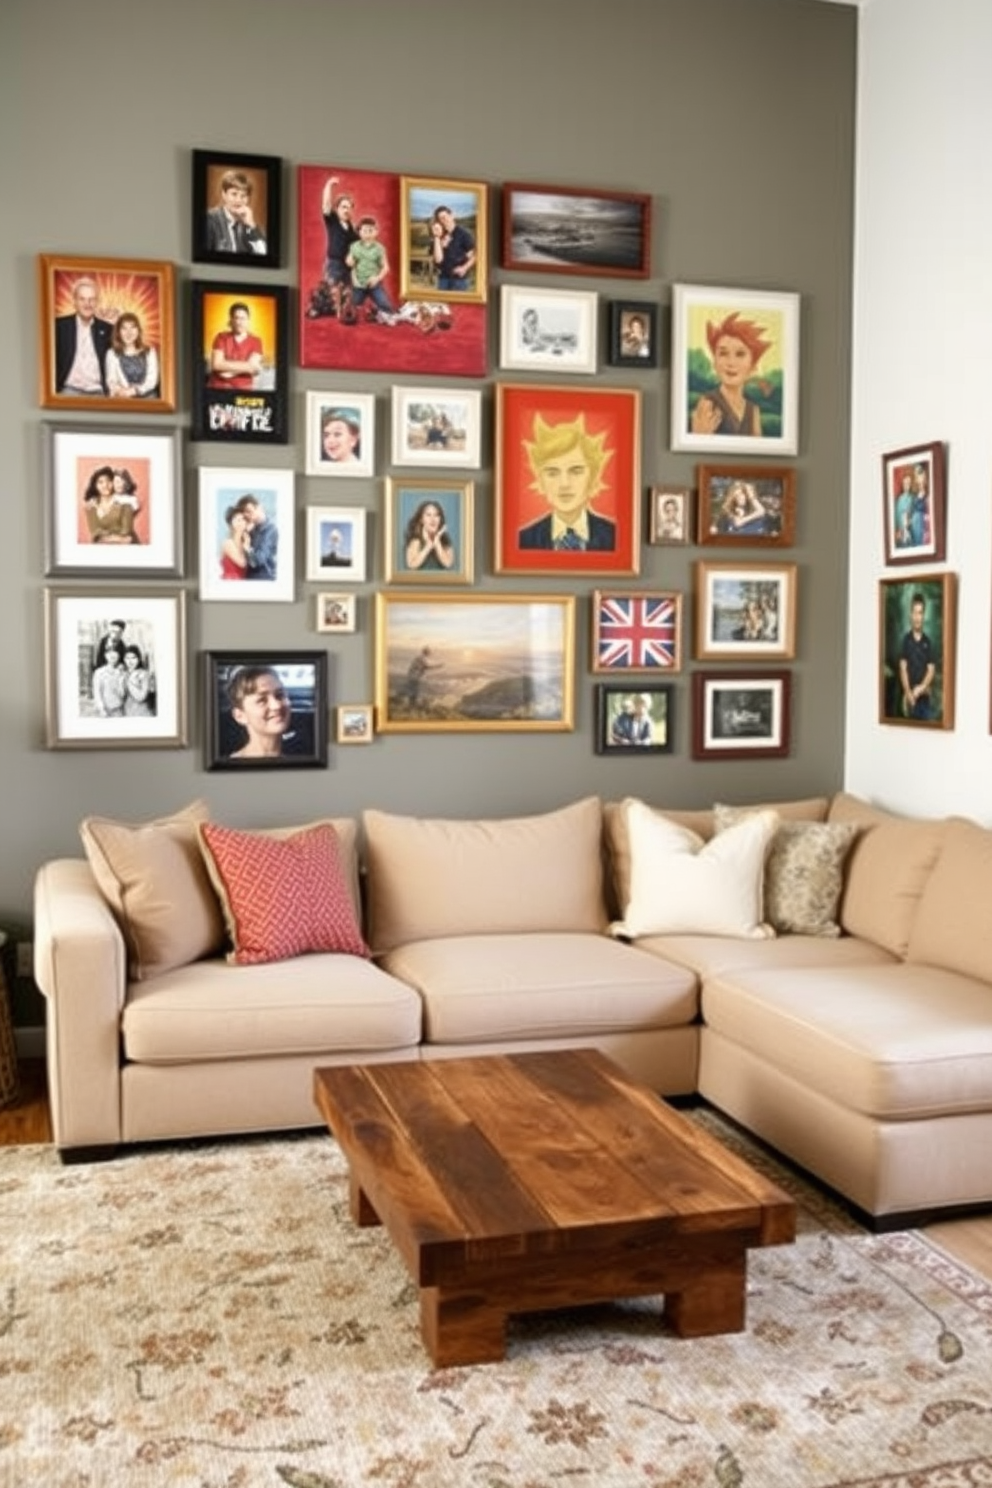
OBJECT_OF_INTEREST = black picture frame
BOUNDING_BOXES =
[205,651,328,770]
[608,300,659,368]
[595,683,673,755]
[191,282,289,444]
[191,149,282,268]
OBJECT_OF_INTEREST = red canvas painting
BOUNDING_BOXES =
[297,165,487,378]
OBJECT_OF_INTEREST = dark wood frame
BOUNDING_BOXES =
[191,148,283,268]
[696,464,797,547]
[691,669,792,760]
[191,282,289,444]
[595,683,674,755]
[881,440,946,566]
[878,572,956,729]
[608,300,659,368]
[501,182,651,279]
[204,650,328,770]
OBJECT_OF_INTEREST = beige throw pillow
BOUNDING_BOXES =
[715,804,858,937]
[611,798,778,940]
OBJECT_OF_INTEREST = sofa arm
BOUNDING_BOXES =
[34,859,127,1152]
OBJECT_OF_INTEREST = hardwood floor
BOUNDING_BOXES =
[2,1058,990,1282]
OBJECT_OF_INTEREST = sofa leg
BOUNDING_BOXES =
[58,1144,120,1165]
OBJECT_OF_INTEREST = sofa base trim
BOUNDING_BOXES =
[58,1143,120,1165]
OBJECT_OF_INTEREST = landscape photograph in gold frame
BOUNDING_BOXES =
[38,254,176,413]
[696,464,796,547]
[398,175,488,304]
[375,592,574,733]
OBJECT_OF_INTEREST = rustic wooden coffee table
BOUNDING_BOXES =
[313,1048,795,1367]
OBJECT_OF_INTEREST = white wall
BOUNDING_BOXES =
[846,0,992,819]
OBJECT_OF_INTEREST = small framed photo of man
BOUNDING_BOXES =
[399,175,488,304]
[305,506,367,583]
[192,150,282,268]
[191,282,288,444]
[205,651,328,770]
[596,684,673,755]
[608,301,659,368]
[38,254,176,414]
[384,477,474,585]
[495,383,641,576]
[648,485,691,546]
[878,573,956,729]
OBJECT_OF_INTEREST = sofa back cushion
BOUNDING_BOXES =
[906,816,992,982]
[827,792,945,957]
[363,797,606,953]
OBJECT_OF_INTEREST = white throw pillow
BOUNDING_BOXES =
[611,798,778,940]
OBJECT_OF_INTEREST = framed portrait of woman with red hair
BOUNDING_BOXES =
[671,285,800,457]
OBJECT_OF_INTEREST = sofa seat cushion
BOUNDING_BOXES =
[701,963,992,1121]
[378,932,698,1045]
[634,932,897,982]
[121,955,421,1063]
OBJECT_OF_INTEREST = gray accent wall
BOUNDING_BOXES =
[0,0,856,1023]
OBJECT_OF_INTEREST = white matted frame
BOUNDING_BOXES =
[197,467,295,602]
[306,505,367,582]
[390,385,481,468]
[304,390,376,477]
[45,424,182,578]
[671,284,800,457]
[44,587,187,749]
[499,284,598,374]
[316,592,357,633]
[693,560,797,662]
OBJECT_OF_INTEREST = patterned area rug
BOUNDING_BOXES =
[2,1111,992,1487]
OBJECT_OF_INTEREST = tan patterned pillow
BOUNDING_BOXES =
[715,805,859,938]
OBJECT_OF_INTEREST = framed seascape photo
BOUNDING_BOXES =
[648,485,691,546]
[384,477,474,584]
[499,285,598,374]
[494,382,641,576]
[336,703,374,745]
[692,670,792,761]
[297,164,487,378]
[44,588,187,750]
[192,149,282,268]
[882,440,946,565]
[37,254,176,413]
[391,386,482,468]
[501,183,652,279]
[878,572,956,729]
[44,424,182,578]
[205,651,328,769]
[304,390,376,477]
[694,561,797,662]
[305,506,367,583]
[696,464,797,547]
[399,174,488,304]
[375,592,575,734]
[316,592,357,634]
[197,467,294,602]
[671,284,800,456]
[191,282,288,444]
[596,683,673,755]
[591,590,683,674]
[608,301,659,369]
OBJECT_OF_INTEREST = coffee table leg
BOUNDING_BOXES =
[665,1255,747,1337]
[420,1286,507,1367]
[349,1174,380,1227]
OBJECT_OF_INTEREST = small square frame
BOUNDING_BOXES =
[499,284,598,374]
[608,301,659,368]
[591,590,683,674]
[878,572,956,728]
[881,440,946,565]
[204,650,328,769]
[696,464,797,547]
[305,506,367,583]
[595,683,673,754]
[692,670,792,760]
[390,385,482,468]
[191,149,282,268]
[191,281,289,444]
[304,390,376,477]
[694,561,797,661]
[336,704,374,744]
[316,593,357,634]
[648,485,691,546]
[197,467,295,602]
[384,477,474,584]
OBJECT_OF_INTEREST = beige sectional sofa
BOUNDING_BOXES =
[32,790,992,1230]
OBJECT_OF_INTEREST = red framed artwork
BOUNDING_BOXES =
[296,164,487,378]
[494,383,641,576]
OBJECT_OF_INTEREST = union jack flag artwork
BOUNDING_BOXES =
[594,592,681,671]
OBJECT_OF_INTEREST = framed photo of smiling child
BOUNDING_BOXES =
[671,284,800,457]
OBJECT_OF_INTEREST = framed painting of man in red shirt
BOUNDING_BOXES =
[494,383,641,576]
[192,282,288,444]
[297,164,487,378]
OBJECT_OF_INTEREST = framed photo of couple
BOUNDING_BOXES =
[595,684,673,755]
[197,468,295,603]
[881,440,946,565]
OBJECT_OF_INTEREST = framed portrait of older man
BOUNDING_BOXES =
[494,382,641,576]
[38,254,176,413]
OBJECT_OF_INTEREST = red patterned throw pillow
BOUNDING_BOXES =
[198,821,369,965]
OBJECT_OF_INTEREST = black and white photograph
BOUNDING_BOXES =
[692,670,791,760]
[501,183,651,278]
[499,285,598,374]
[204,651,328,770]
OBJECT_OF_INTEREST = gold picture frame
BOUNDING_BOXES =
[398,175,488,304]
